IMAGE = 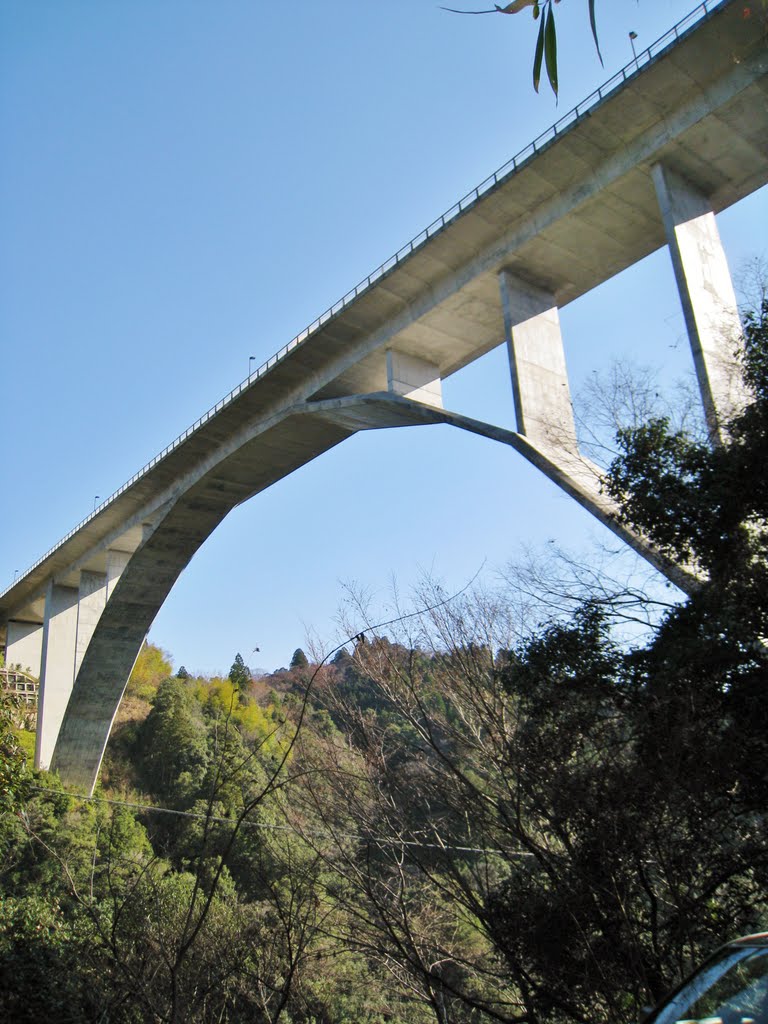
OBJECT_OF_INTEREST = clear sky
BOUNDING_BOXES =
[2,0,766,675]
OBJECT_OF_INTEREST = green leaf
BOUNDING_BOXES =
[589,0,603,65]
[544,4,558,96]
[532,12,545,93]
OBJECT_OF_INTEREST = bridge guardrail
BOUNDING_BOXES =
[1,0,724,598]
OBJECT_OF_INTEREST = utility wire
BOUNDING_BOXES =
[27,784,533,858]
[24,567,539,860]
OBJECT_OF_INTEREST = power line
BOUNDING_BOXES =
[27,784,532,858]
[22,572,538,861]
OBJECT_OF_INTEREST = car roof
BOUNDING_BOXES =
[729,933,768,947]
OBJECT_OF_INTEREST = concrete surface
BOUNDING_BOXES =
[1,0,764,792]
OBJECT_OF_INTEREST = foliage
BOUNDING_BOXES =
[1,303,766,1022]
[606,299,768,582]
[229,652,252,690]
[443,1,768,98]
[135,677,209,800]
[441,0,600,96]
[0,690,30,813]
[290,647,309,671]
[0,894,106,1024]
[299,301,768,1024]
[125,640,173,701]
[309,579,767,1022]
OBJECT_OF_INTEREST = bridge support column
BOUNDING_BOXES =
[36,548,131,772]
[74,571,108,676]
[499,268,612,505]
[498,269,695,590]
[499,271,578,452]
[386,350,443,408]
[36,583,79,770]
[652,163,745,440]
[76,550,131,672]
[6,621,43,677]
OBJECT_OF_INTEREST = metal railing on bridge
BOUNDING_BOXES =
[1,0,727,600]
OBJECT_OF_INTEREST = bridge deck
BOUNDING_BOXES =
[2,0,767,632]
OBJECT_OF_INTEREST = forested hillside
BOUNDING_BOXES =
[1,301,766,1023]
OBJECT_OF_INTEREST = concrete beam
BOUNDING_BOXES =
[3,3,765,635]
[307,393,700,594]
[3,4,761,791]
[652,163,746,440]
[50,409,355,794]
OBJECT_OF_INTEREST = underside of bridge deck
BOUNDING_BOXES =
[2,0,766,793]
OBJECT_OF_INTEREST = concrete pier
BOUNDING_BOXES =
[652,163,746,439]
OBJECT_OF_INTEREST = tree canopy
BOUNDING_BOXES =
[0,302,766,1022]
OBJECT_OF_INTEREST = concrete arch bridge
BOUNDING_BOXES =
[1,0,766,793]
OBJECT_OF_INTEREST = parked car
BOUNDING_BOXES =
[642,934,768,1024]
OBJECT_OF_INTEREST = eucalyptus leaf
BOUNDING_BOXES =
[544,4,558,95]
[589,0,603,65]
[532,13,545,92]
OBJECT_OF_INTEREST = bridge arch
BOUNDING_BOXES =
[1,0,765,792]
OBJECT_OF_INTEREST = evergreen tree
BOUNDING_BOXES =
[228,652,251,690]
[134,678,209,799]
[290,648,309,670]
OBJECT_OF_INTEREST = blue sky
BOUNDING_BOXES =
[2,0,766,675]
